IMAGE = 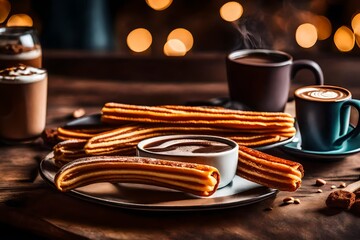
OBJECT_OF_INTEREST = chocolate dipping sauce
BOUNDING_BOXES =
[0,65,47,142]
[144,138,233,155]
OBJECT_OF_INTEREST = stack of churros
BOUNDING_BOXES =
[52,103,296,164]
[50,102,303,193]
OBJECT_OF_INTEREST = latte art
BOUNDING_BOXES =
[295,86,350,102]
[308,90,343,99]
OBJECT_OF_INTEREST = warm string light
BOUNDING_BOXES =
[6,14,33,27]
[334,26,355,52]
[351,13,360,48]
[164,39,186,56]
[126,28,152,53]
[146,0,172,11]
[313,15,332,40]
[167,28,193,52]
[0,0,11,23]
[296,23,318,48]
[4,0,355,54]
[163,28,193,56]
[220,1,243,22]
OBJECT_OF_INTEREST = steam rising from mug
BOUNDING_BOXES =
[232,17,271,50]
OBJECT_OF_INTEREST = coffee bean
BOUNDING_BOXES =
[316,178,326,186]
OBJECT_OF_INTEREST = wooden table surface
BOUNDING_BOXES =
[0,52,359,240]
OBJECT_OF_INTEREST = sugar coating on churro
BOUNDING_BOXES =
[54,156,220,197]
[237,145,304,192]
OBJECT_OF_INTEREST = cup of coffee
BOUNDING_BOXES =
[226,49,324,112]
[0,65,47,143]
[0,27,42,68]
[137,134,239,188]
[295,85,360,152]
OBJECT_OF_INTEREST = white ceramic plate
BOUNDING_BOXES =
[40,153,277,211]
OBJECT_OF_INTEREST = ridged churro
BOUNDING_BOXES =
[84,124,287,156]
[53,139,88,166]
[101,103,295,132]
[54,156,220,197]
[237,145,304,191]
[56,126,116,141]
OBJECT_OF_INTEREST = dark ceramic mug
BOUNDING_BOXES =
[226,49,324,112]
[295,85,360,152]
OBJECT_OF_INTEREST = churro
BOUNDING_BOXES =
[56,126,115,141]
[101,103,295,132]
[84,124,289,156]
[237,145,304,191]
[54,156,220,197]
[53,139,88,166]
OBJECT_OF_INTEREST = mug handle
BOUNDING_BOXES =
[334,99,360,146]
[291,60,324,85]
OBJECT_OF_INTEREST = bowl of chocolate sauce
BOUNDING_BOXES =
[137,135,239,188]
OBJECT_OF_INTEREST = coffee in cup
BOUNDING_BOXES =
[0,64,47,143]
[295,85,360,152]
[226,49,324,112]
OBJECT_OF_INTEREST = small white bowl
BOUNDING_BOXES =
[137,134,239,188]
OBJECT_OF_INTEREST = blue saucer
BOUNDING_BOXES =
[281,124,360,159]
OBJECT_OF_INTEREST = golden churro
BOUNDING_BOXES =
[101,103,295,132]
[56,126,116,141]
[54,156,220,197]
[237,145,304,191]
[84,124,289,156]
[53,139,88,166]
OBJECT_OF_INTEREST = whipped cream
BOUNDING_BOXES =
[0,64,46,83]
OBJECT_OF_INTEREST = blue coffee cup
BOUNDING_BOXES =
[295,85,360,152]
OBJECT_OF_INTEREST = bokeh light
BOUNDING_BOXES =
[0,0,11,24]
[7,14,33,27]
[313,15,332,40]
[351,13,360,32]
[163,39,186,56]
[167,28,194,52]
[146,0,172,11]
[334,26,355,52]
[295,23,318,48]
[351,13,360,48]
[220,1,243,22]
[126,28,152,53]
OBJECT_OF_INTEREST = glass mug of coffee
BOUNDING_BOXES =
[295,85,360,152]
[0,65,47,143]
[226,49,324,112]
[0,27,42,68]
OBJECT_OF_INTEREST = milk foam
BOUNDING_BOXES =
[309,90,340,99]
[0,65,46,83]
[296,86,350,102]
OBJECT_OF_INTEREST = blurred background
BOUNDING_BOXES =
[1,0,360,56]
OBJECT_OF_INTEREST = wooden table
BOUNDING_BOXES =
[0,52,359,240]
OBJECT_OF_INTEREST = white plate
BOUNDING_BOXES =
[40,153,277,211]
